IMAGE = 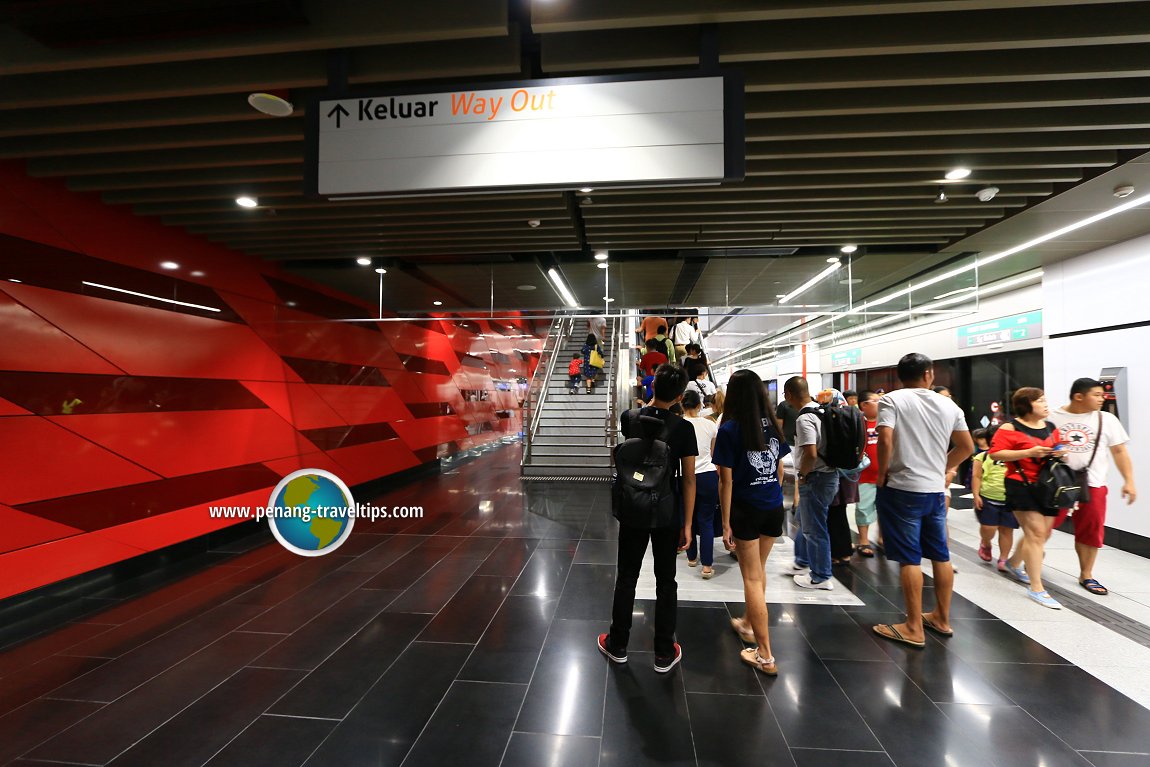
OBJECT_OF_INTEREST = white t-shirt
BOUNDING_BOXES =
[1049,407,1130,488]
[672,321,699,346]
[689,379,716,398]
[686,415,719,473]
[795,404,833,474]
[876,387,968,493]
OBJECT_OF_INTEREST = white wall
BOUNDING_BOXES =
[1044,233,1150,538]
[818,283,1044,373]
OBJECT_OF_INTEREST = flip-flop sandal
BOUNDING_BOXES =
[873,623,925,648]
[730,617,755,644]
[740,647,778,676]
[922,616,954,637]
[1080,578,1109,595]
[701,567,715,579]
[856,545,875,558]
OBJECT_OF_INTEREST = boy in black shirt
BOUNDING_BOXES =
[599,365,698,673]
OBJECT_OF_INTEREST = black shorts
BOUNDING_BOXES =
[730,498,785,541]
[1005,480,1057,517]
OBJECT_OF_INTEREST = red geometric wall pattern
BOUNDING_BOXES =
[0,161,543,601]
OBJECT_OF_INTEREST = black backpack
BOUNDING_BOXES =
[611,411,678,529]
[813,405,867,470]
[1017,457,1082,510]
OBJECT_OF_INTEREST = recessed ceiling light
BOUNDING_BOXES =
[602,296,615,301]
[517,284,536,291]
[9,278,22,283]
[839,278,863,285]
[580,187,594,194]
[945,167,972,180]
[775,294,786,298]
[594,251,608,261]
[433,300,443,306]
[285,301,297,307]
[190,270,205,277]
[934,190,949,204]
[375,267,387,274]
[597,262,609,269]
[159,261,180,270]
[826,257,840,264]
[840,245,858,254]
[235,196,258,208]
[247,92,294,117]
[356,257,372,266]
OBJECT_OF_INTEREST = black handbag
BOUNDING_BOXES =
[1016,457,1083,510]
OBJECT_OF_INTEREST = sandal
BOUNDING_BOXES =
[1080,578,1109,595]
[740,647,778,676]
[687,558,698,567]
[701,567,714,579]
[922,615,954,637]
[855,544,875,558]
[730,617,755,644]
[872,623,925,648]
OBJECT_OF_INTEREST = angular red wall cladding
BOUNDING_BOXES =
[0,162,541,601]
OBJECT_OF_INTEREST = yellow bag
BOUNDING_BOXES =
[590,346,605,368]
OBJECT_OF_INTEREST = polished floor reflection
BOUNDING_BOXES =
[1,447,1149,767]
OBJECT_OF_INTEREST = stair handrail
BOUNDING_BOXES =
[602,316,618,455]
[522,313,571,466]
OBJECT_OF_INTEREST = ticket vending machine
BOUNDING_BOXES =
[1098,367,1127,422]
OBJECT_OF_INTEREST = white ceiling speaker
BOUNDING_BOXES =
[1113,184,1136,198]
[527,219,541,228]
[247,93,294,117]
[976,186,1000,202]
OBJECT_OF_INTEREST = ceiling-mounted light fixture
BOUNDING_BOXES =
[778,262,841,304]
[433,300,443,306]
[597,263,609,269]
[579,187,594,194]
[934,189,949,204]
[945,167,971,180]
[594,250,608,261]
[356,257,372,266]
[840,245,858,254]
[976,186,1000,202]
[580,197,593,206]
[826,257,840,264]
[247,92,294,117]
[159,261,180,270]
[1114,184,1136,198]
[546,267,579,308]
[235,196,258,208]
[374,268,387,274]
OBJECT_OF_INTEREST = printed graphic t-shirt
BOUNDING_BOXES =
[1049,407,1130,488]
[713,419,791,510]
[859,418,879,484]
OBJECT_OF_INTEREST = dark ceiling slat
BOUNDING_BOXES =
[583,208,1005,221]
[162,202,569,226]
[743,152,1116,175]
[746,131,1150,158]
[67,164,304,191]
[131,193,569,217]
[0,0,510,76]
[748,105,1150,140]
[29,144,303,177]
[592,185,1052,201]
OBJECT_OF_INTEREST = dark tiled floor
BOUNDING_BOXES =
[1,446,1149,767]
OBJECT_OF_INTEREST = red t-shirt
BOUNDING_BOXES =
[990,420,1058,483]
[859,418,879,484]
[568,359,582,376]
[639,351,667,376]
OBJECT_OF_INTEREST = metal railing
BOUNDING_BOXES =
[521,313,571,466]
[601,317,618,454]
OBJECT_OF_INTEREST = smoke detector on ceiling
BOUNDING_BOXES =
[1113,184,1136,198]
[247,93,294,117]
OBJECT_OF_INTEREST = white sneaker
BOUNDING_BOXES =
[793,573,833,590]
[790,562,809,575]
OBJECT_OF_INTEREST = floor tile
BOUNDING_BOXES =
[459,595,558,684]
[790,749,894,767]
[500,732,601,767]
[573,539,618,565]
[687,692,793,767]
[0,697,103,764]
[252,588,400,670]
[401,681,525,767]
[418,574,518,644]
[383,556,484,614]
[509,547,576,598]
[599,653,695,767]
[203,715,335,767]
[515,619,609,737]
[554,564,616,621]
[475,538,541,577]
[938,703,1093,767]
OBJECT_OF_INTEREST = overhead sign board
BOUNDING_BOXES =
[306,73,744,198]
[957,311,1043,349]
[831,349,862,368]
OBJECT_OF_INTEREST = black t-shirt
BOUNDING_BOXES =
[776,402,799,446]
[620,406,699,480]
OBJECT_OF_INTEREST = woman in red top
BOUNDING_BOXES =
[989,387,1068,609]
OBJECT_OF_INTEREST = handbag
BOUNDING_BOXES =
[590,345,605,368]
[1014,457,1082,510]
[1071,412,1102,504]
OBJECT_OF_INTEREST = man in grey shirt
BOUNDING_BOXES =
[786,376,839,589]
[873,353,973,648]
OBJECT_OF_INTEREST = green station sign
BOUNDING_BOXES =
[830,348,862,368]
[957,311,1043,348]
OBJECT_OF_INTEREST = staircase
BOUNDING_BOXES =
[522,318,618,478]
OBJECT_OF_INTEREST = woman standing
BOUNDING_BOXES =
[714,370,791,675]
[682,389,720,578]
[580,333,604,394]
[989,388,1067,609]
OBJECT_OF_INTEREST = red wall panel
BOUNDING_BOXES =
[0,160,541,601]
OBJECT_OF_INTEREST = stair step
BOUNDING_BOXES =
[528,445,612,457]
[524,454,613,467]
[536,425,607,436]
[531,436,608,447]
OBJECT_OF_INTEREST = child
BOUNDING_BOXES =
[972,426,1016,571]
[581,333,604,393]
[682,389,719,578]
[568,353,583,394]
[854,390,881,557]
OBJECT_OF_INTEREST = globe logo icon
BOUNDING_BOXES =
[266,469,355,556]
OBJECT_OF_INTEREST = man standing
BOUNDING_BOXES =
[600,365,697,673]
[673,315,701,360]
[786,376,839,590]
[873,353,973,647]
[1049,378,1137,596]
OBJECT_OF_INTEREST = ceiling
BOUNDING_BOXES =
[4,0,1150,313]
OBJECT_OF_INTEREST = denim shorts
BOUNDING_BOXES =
[876,486,949,564]
[976,497,1018,529]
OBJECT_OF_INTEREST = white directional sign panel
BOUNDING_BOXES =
[308,74,742,197]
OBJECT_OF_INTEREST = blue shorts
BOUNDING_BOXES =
[876,486,949,564]
[976,497,1018,529]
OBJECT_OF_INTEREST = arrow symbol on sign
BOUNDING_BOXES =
[327,103,350,128]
